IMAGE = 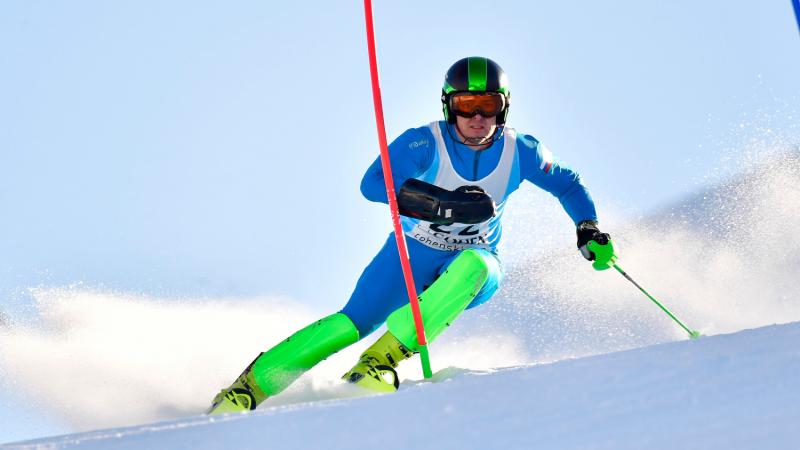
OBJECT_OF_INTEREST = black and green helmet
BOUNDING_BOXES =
[441,56,511,125]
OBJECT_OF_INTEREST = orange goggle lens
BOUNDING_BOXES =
[449,93,505,118]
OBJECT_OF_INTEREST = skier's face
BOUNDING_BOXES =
[455,113,497,149]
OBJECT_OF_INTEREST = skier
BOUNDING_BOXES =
[207,56,615,414]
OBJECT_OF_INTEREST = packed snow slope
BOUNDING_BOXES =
[5,321,800,450]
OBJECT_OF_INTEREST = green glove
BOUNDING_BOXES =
[587,239,617,270]
[576,220,617,271]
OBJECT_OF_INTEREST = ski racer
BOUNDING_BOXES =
[207,56,616,414]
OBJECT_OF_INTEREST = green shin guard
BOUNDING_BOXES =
[387,249,490,352]
[242,313,359,404]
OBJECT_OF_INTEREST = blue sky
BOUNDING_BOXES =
[0,1,798,442]
[1,1,796,303]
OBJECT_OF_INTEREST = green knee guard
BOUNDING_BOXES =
[387,249,489,352]
[246,312,359,402]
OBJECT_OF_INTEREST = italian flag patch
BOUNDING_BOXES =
[539,144,554,174]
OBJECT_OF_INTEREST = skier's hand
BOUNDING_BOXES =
[446,185,496,222]
[576,220,616,270]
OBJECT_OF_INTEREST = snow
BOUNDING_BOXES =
[4,322,799,449]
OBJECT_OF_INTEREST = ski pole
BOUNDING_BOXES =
[363,0,433,378]
[613,263,701,339]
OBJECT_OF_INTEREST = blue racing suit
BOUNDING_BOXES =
[341,121,597,337]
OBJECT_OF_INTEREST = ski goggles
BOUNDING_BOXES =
[449,92,506,118]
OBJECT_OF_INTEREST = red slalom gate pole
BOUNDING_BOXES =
[363,0,433,378]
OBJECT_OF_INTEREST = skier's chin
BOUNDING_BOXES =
[463,134,492,146]
[464,127,494,143]
[454,120,497,147]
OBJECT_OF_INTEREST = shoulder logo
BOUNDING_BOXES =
[408,139,429,149]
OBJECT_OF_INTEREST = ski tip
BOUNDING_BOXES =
[689,330,702,339]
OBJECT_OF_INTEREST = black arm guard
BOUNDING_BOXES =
[396,178,495,225]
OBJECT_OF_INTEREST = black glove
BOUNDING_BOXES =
[576,220,611,261]
[396,178,495,225]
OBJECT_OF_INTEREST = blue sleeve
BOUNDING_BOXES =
[360,126,436,203]
[517,134,598,225]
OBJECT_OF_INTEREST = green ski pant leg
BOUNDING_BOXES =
[386,249,490,352]
[249,312,359,399]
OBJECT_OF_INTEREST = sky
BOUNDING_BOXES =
[0,1,798,303]
[0,0,799,443]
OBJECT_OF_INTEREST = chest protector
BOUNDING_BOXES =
[401,122,518,252]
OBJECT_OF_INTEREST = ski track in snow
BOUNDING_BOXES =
[5,322,800,449]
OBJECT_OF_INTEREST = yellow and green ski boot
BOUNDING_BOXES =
[207,387,256,415]
[207,313,361,415]
[342,331,413,393]
[207,362,267,415]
